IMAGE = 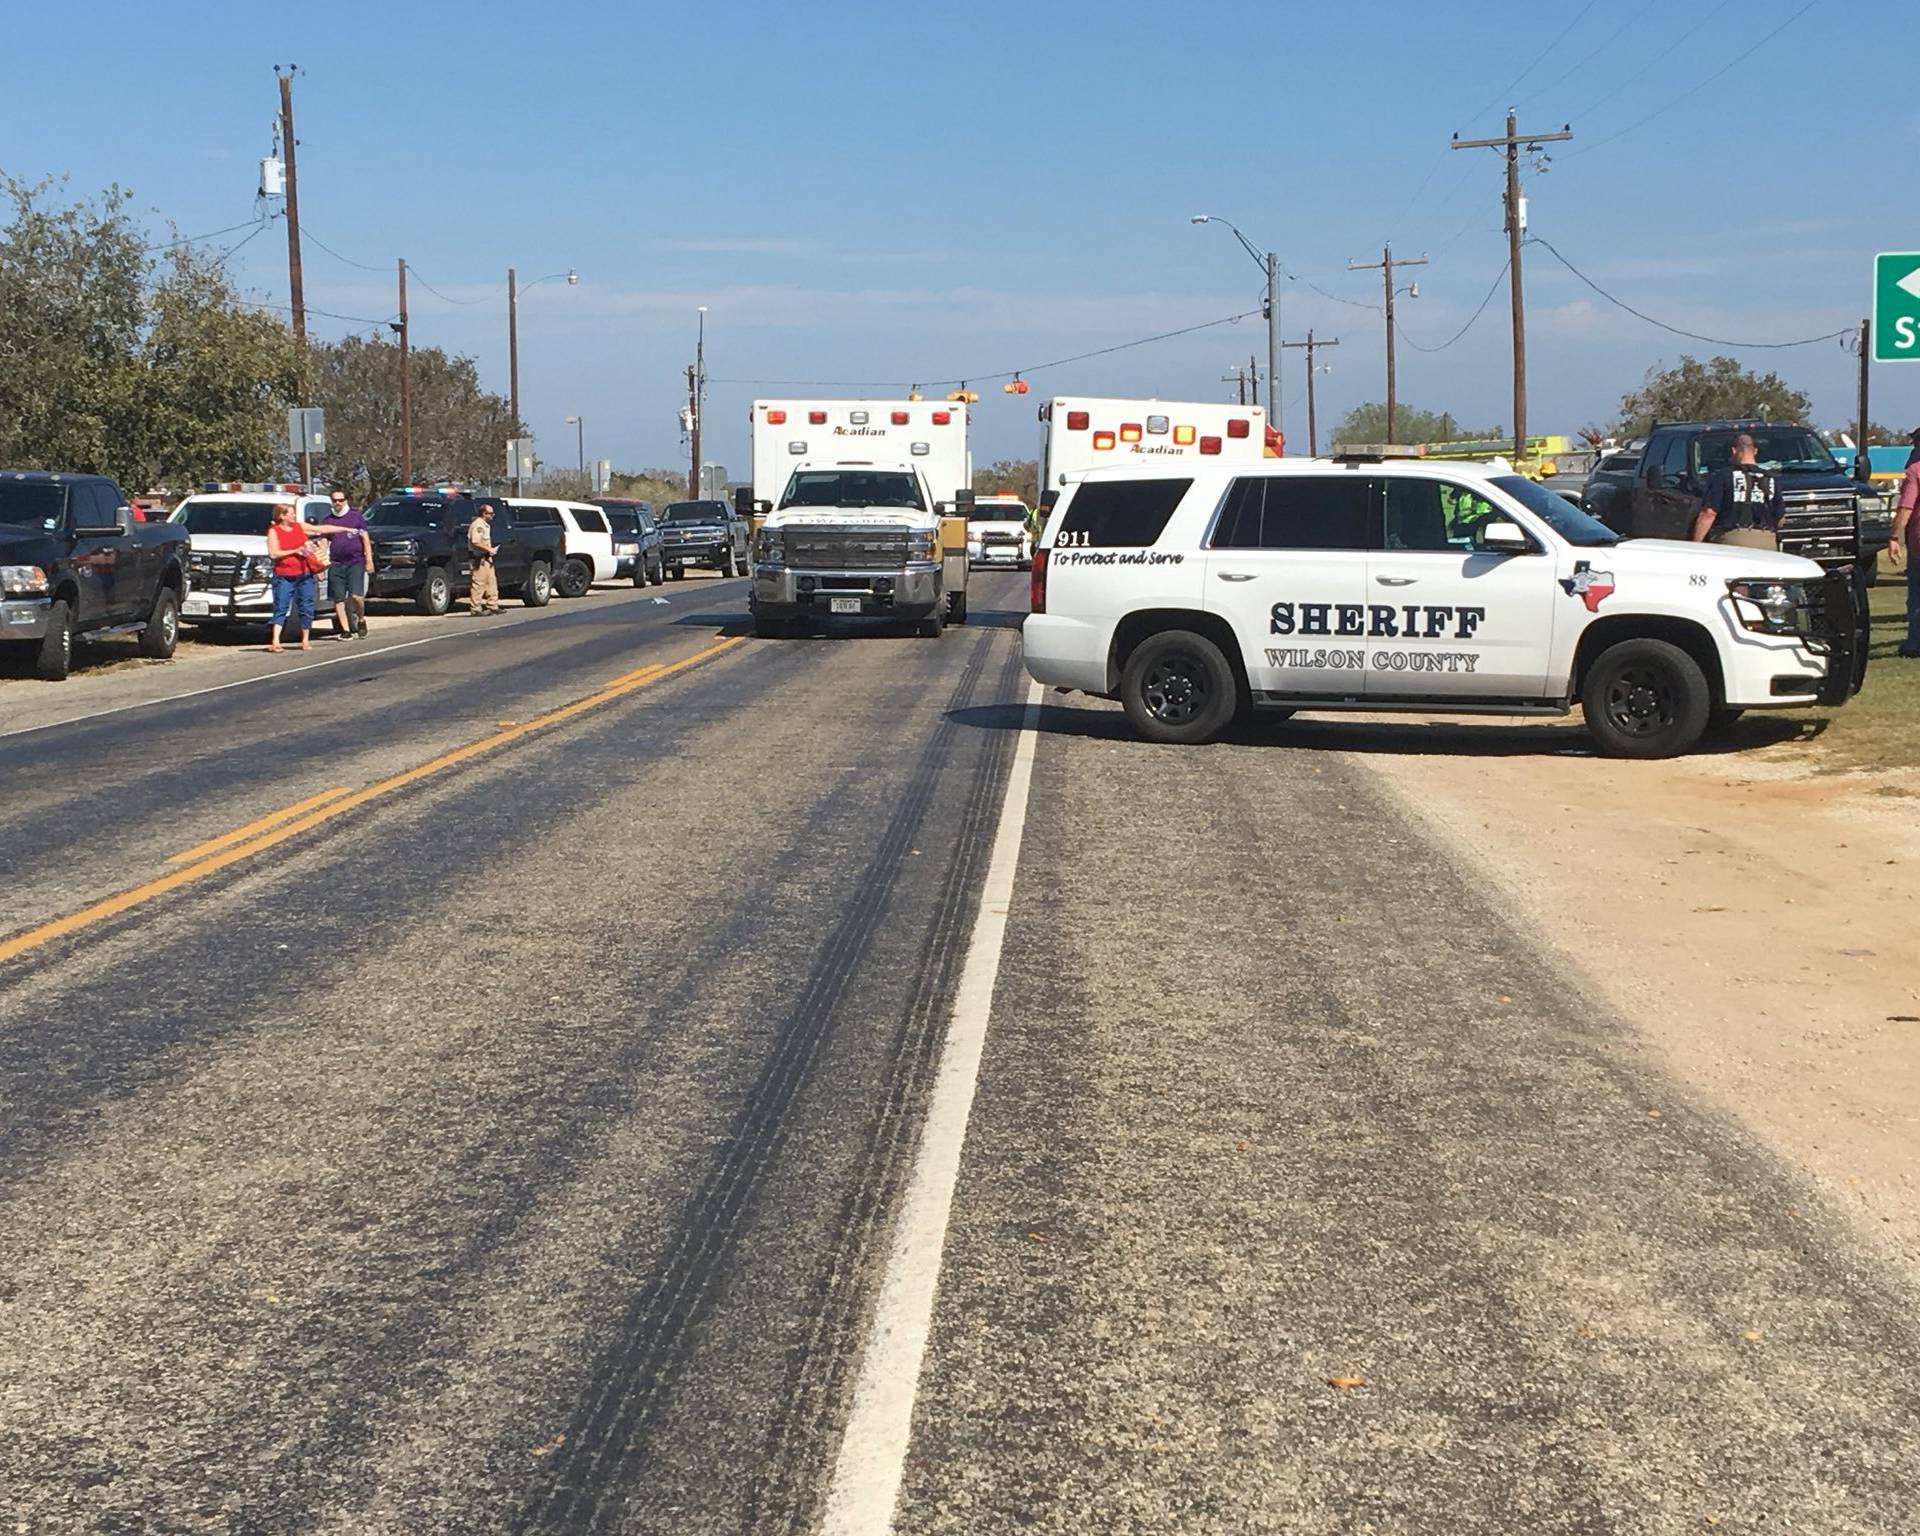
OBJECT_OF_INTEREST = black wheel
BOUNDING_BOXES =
[650,554,666,586]
[1581,637,1710,759]
[415,567,453,616]
[632,566,647,589]
[722,546,739,577]
[521,560,552,608]
[947,589,967,625]
[34,599,74,681]
[556,557,592,598]
[670,566,686,581]
[1119,629,1238,745]
[917,606,944,639]
[138,587,180,659]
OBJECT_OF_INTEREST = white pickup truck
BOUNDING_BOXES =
[170,484,334,629]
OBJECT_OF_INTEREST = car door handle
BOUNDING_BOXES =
[1216,571,1257,582]
[1374,574,1417,586]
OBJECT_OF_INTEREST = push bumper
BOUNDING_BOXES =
[663,540,727,569]
[181,584,273,622]
[753,563,942,620]
[0,596,51,639]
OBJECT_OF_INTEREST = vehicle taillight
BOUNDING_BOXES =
[1227,418,1251,439]
[1173,425,1196,445]
[1119,423,1142,443]
[1067,411,1090,431]
[1030,547,1048,615]
[892,410,910,425]
[1093,431,1116,451]
[766,410,787,425]
[932,411,951,425]
[1199,436,1222,455]
[808,410,827,424]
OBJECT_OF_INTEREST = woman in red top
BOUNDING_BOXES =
[265,502,324,652]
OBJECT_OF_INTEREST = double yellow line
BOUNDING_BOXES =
[0,636,744,968]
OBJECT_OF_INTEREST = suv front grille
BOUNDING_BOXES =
[188,551,245,590]
[785,531,914,570]
[1779,490,1857,564]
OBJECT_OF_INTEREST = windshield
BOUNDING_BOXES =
[0,482,65,529]
[366,497,458,530]
[603,510,640,534]
[662,501,728,523]
[1699,429,1837,474]
[171,499,289,536]
[779,471,925,511]
[1491,474,1618,547]
[971,502,1028,521]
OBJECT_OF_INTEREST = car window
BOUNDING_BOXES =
[1659,435,1691,478]
[1054,478,1191,547]
[1255,475,1373,551]
[1383,479,1501,552]
[572,508,609,534]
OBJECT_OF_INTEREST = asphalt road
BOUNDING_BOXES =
[2,571,1917,1534]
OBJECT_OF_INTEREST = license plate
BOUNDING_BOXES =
[183,597,209,616]
[830,597,861,614]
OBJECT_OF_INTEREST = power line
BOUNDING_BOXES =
[1574,0,1772,150]
[1515,0,1664,109]
[1395,259,1512,354]
[406,269,495,306]
[712,306,1264,390]
[299,225,388,273]
[211,222,270,265]
[141,214,269,254]
[1465,0,1601,123]
[1526,235,1850,347]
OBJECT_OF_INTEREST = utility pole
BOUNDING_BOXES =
[1346,246,1425,445]
[1222,364,1248,405]
[1249,354,1260,409]
[1855,317,1872,482]
[1452,110,1573,462]
[397,259,412,484]
[277,69,306,350]
[1265,254,1281,447]
[1282,331,1340,456]
[507,267,520,449]
[689,307,707,498]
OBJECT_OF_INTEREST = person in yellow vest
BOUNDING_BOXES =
[467,499,502,615]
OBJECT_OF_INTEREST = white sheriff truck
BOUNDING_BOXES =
[169,483,334,629]
[1038,397,1268,501]
[1023,453,1865,758]
[966,493,1034,570]
[741,399,972,638]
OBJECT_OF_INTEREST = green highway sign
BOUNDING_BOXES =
[1874,252,1920,361]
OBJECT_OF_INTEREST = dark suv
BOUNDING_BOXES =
[364,490,566,613]
[657,499,750,578]
[593,498,666,586]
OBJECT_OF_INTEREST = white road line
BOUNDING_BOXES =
[820,679,1043,1536]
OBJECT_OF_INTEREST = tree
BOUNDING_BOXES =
[309,336,520,501]
[608,468,693,504]
[1856,422,1906,447]
[1615,355,1810,439]
[972,459,1038,499]
[1329,403,1498,448]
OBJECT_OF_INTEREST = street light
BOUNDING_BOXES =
[564,414,584,484]
[507,267,578,491]
[1192,214,1282,449]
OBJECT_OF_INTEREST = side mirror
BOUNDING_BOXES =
[733,487,754,517]
[1855,454,1874,485]
[1643,464,1665,491]
[955,489,976,514]
[1475,519,1532,554]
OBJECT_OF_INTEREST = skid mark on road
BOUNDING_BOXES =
[516,632,1020,1533]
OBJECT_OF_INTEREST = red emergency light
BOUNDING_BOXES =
[808,410,827,424]
[892,410,910,425]
[1066,411,1090,431]
[1199,436,1222,455]
[1227,418,1251,439]
[931,411,952,425]
[1119,423,1142,443]
[766,410,788,425]
[1092,431,1116,451]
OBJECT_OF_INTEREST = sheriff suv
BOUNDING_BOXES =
[1023,456,1865,759]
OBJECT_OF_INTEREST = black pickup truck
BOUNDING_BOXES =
[363,490,565,613]
[657,499,751,578]
[1584,422,1893,575]
[0,470,190,680]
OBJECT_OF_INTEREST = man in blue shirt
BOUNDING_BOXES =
[1691,433,1781,550]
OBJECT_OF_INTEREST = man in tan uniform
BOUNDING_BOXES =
[468,499,502,615]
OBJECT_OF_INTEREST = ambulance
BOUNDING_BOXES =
[1037,397,1268,501]
[740,400,973,638]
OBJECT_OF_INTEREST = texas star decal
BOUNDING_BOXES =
[1562,561,1615,612]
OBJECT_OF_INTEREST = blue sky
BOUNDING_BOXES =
[11,0,1914,472]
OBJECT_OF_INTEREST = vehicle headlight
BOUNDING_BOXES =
[755,530,784,565]
[246,556,274,582]
[1728,578,1805,634]
[0,565,50,596]
[909,531,938,562]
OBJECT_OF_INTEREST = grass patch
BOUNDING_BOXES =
[1806,575,1920,773]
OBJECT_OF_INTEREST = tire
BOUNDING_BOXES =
[1581,637,1711,759]
[632,566,647,589]
[722,546,739,577]
[415,566,453,616]
[138,586,180,659]
[1119,629,1238,745]
[947,588,968,625]
[917,606,945,639]
[650,554,665,586]
[670,566,686,581]
[521,560,552,608]
[34,599,74,681]
[556,557,592,599]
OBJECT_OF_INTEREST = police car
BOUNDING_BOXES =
[1022,454,1863,758]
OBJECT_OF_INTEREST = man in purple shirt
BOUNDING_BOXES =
[322,488,374,640]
